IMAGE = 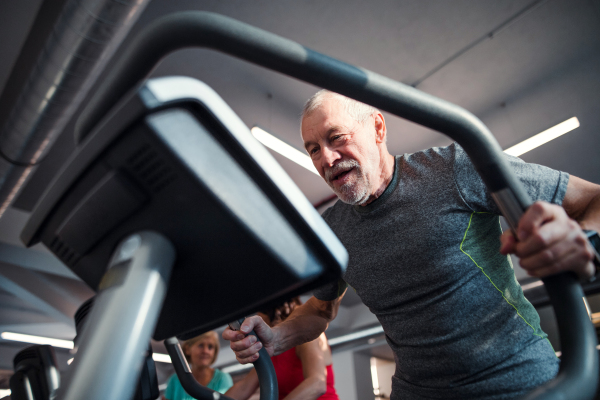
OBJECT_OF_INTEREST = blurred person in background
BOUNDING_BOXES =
[163,331,233,400]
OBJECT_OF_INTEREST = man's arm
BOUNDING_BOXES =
[562,176,600,231]
[500,175,600,278]
[222,290,346,364]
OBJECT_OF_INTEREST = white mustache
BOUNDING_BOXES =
[325,159,360,183]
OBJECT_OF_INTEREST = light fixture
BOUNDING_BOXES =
[520,280,544,291]
[152,353,172,363]
[250,127,319,175]
[504,117,580,157]
[370,357,381,396]
[1,332,74,349]
[0,389,10,398]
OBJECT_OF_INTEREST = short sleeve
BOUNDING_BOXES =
[453,143,569,213]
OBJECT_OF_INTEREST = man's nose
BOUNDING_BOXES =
[321,146,340,168]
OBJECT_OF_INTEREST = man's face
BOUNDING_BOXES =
[301,96,382,205]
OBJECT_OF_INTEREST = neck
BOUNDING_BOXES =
[191,364,214,384]
[363,153,395,205]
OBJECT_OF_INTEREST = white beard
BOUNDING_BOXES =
[325,159,371,205]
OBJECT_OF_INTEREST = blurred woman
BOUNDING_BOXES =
[226,298,339,400]
[163,331,233,400]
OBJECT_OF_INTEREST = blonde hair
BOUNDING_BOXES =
[181,331,220,365]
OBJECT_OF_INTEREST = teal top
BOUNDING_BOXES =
[164,369,233,400]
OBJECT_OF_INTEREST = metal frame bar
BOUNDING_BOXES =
[57,231,175,400]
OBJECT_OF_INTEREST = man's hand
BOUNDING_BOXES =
[222,315,275,364]
[500,201,595,279]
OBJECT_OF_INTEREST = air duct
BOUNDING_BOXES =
[0,0,151,218]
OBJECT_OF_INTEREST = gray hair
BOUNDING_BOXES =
[302,90,379,124]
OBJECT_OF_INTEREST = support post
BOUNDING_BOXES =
[57,231,175,400]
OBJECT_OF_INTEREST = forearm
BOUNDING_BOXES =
[273,317,327,355]
[282,376,327,400]
[563,176,600,230]
[574,194,600,231]
[272,296,341,355]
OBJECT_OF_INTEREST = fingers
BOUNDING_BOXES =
[516,201,566,242]
[514,216,575,260]
[507,201,595,279]
[221,316,274,364]
[499,230,517,255]
[231,334,263,364]
[524,254,594,279]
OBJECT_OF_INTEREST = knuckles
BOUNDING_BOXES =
[539,249,557,265]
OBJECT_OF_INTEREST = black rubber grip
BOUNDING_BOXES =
[227,319,278,400]
[247,331,278,400]
[522,273,599,400]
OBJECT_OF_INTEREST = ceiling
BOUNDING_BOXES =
[0,0,599,379]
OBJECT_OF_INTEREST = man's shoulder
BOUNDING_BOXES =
[395,143,461,181]
[400,142,459,163]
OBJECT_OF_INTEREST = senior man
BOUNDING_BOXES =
[224,90,600,399]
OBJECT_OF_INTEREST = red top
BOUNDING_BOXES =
[271,347,339,400]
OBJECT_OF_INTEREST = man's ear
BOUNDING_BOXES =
[374,113,387,144]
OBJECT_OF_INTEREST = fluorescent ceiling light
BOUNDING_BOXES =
[0,389,10,397]
[1,332,173,363]
[1,332,74,349]
[520,280,544,291]
[504,117,579,157]
[251,127,319,175]
[370,358,381,395]
[152,353,172,363]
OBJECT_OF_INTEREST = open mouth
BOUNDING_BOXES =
[331,167,354,183]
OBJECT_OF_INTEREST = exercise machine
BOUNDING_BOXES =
[17,11,599,400]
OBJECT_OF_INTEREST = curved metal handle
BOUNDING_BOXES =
[165,334,278,400]
[524,273,598,400]
[76,11,529,225]
[228,319,278,400]
[165,337,236,400]
[78,11,597,399]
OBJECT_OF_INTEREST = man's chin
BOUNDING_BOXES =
[333,187,369,206]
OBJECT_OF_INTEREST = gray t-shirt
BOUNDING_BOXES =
[316,143,568,400]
